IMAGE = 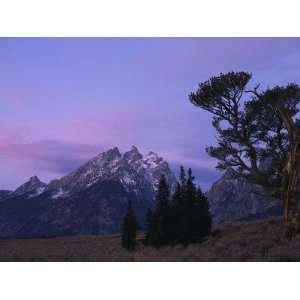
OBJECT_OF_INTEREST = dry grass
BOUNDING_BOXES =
[1,217,300,261]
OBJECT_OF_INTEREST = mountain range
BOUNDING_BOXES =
[0,146,176,238]
[0,146,283,238]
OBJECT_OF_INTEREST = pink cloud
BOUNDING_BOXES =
[0,139,102,169]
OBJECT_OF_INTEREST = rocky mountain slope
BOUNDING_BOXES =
[14,176,46,196]
[0,146,176,238]
[0,190,12,202]
[206,169,282,223]
[0,176,47,201]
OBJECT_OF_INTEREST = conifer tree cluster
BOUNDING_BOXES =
[145,167,212,247]
[121,200,139,250]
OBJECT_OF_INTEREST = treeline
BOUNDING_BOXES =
[121,166,212,250]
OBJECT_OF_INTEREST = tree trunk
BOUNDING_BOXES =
[282,138,300,239]
[276,101,300,238]
[283,193,299,239]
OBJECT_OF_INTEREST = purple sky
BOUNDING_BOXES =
[1,38,300,190]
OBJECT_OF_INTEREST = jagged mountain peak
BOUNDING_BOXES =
[14,175,46,196]
[146,150,157,156]
[29,175,42,183]
[93,147,121,162]
[142,151,164,169]
[124,145,143,162]
[0,146,177,238]
[21,175,44,186]
[105,146,121,157]
[145,151,162,161]
[130,145,139,152]
[46,146,177,197]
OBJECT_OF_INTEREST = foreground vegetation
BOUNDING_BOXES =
[1,217,300,262]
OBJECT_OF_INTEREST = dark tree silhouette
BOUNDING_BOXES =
[189,71,300,237]
[196,187,212,237]
[144,208,155,245]
[151,175,170,247]
[179,165,187,186]
[181,168,212,244]
[145,168,212,246]
[121,200,139,250]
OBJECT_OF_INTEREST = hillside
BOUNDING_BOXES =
[1,217,299,261]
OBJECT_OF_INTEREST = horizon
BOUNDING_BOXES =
[1,37,300,190]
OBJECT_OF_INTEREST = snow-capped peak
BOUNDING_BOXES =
[46,146,177,197]
[123,145,143,163]
[142,151,163,169]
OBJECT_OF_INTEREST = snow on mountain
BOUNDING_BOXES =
[13,176,47,197]
[46,146,176,197]
[142,151,176,192]
[0,146,286,238]
[0,146,177,238]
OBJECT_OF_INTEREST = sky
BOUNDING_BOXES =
[1,37,300,191]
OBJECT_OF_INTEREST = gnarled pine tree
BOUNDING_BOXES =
[189,72,300,238]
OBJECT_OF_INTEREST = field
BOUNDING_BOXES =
[1,217,300,261]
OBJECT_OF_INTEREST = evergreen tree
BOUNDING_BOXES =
[172,182,182,207]
[154,175,170,246]
[144,175,170,247]
[144,208,155,245]
[179,165,187,186]
[186,168,197,206]
[189,170,212,242]
[169,182,182,243]
[156,175,170,212]
[177,167,212,244]
[196,187,212,237]
[181,168,197,244]
[121,200,139,250]
[144,167,212,247]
